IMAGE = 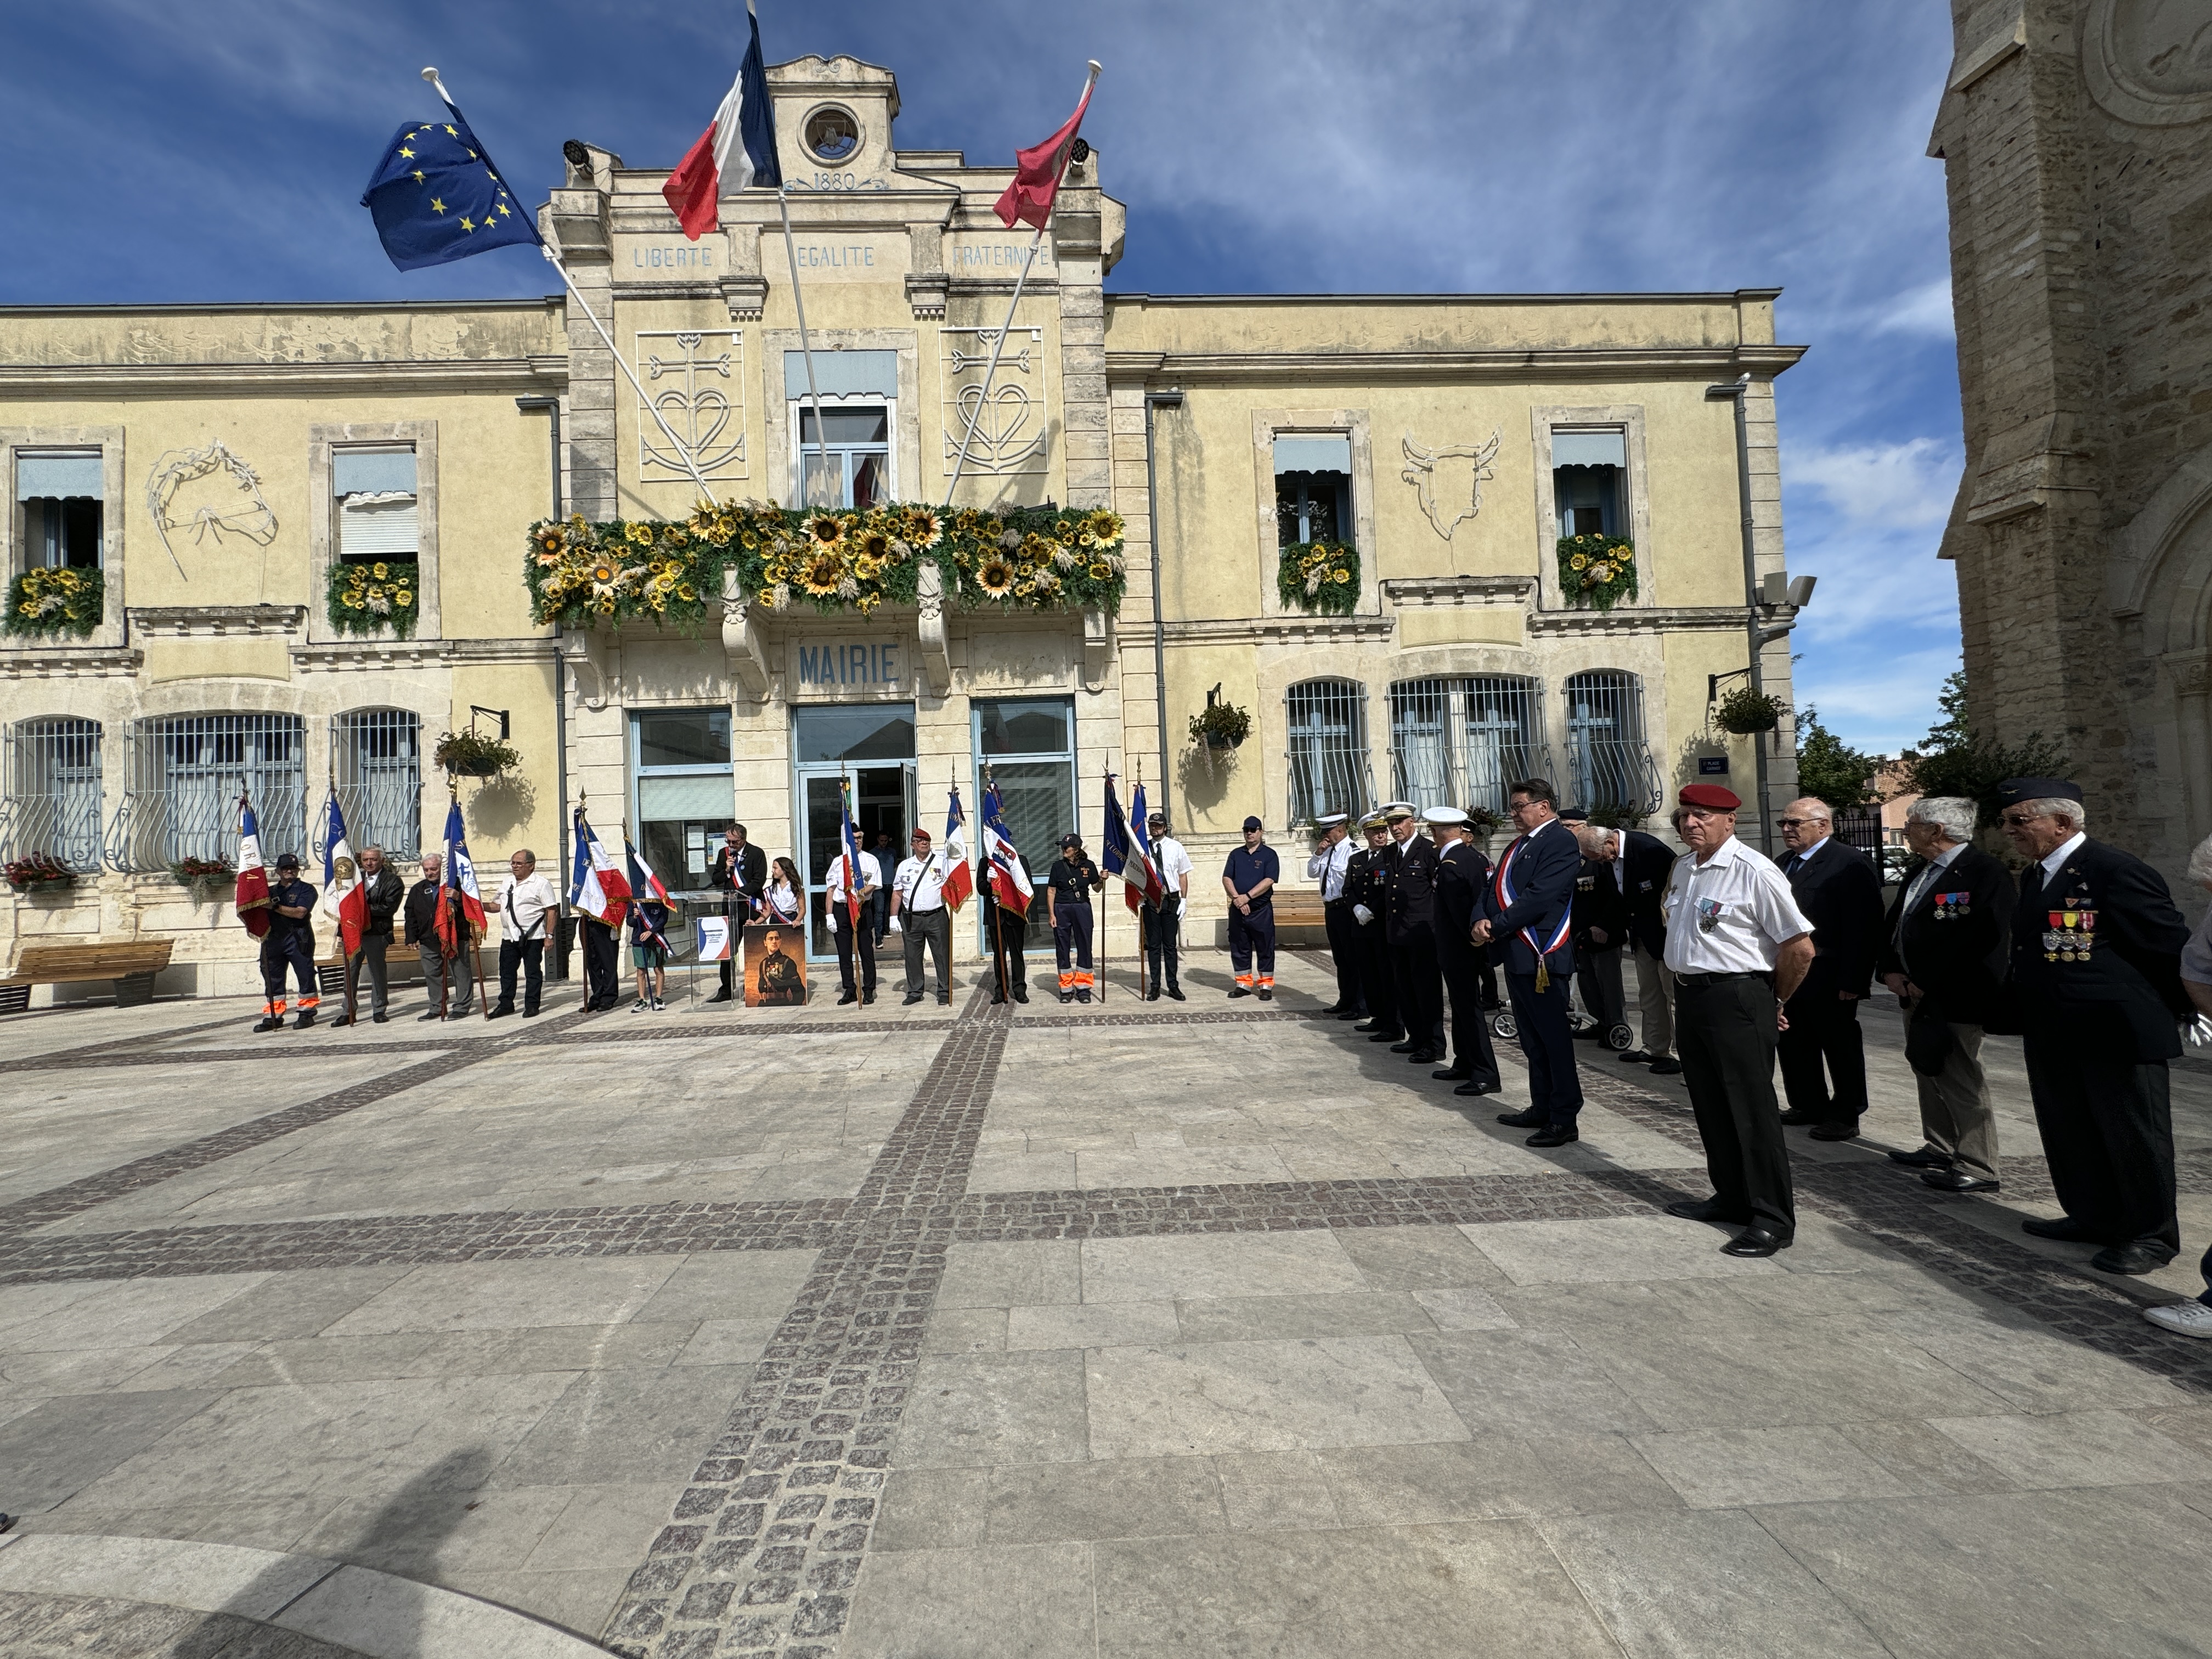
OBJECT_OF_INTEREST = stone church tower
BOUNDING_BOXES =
[1932,0,2212,884]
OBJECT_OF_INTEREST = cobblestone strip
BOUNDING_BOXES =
[1009,1006,1330,1029]
[6,1012,259,1071]
[599,989,1007,1659]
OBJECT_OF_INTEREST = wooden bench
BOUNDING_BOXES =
[2,940,176,1010]
[1210,888,1332,949]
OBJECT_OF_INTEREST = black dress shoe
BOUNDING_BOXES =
[1496,1107,1545,1128]
[706,988,732,1004]
[1320,1003,1352,1015]
[1922,1169,2000,1193]
[1809,1121,1861,1142]
[417,1011,443,1022]
[1145,989,1160,1001]
[1648,1057,1683,1075]
[1336,1010,1365,1022]
[1433,1066,1471,1081]
[1722,1227,1792,1257]
[1617,1049,1653,1063]
[2091,1243,2173,1276]
[2022,1216,2097,1242]
[1665,1198,1738,1224]
[838,990,859,1006]
[1227,986,1251,999]
[1013,985,1030,1003]
[1453,1079,1499,1097]
[1888,1147,1953,1170]
[862,990,876,1006]
[1778,1108,1825,1126]
[330,1014,355,1028]
[904,993,925,1006]
[938,996,952,1007]
[1164,986,1182,1001]
[372,1012,389,1024]
[1353,1019,1383,1032]
[1526,1124,1579,1147]
[1389,1040,1418,1053]
[485,1006,511,1020]
[1368,1030,1402,1043]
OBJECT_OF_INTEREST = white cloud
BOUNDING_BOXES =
[1871,278,1957,338]
[1790,437,1959,529]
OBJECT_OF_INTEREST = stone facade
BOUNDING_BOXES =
[1933,0,2212,883]
[0,54,1809,998]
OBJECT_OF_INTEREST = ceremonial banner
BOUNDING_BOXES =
[941,786,974,911]
[235,797,272,937]
[570,809,632,925]
[434,799,487,953]
[319,793,368,957]
[981,781,1032,918]
[744,922,808,1007]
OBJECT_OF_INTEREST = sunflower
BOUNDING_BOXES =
[1021,532,1051,561]
[1087,510,1122,544]
[676,583,696,602]
[904,507,944,549]
[806,514,846,548]
[855,554,884,582]
[1053,520,1079,546]
[625,522,652,546]
[590,560,619,585]
[1331,569,1352,584]
[395,587,414,606]
[1613,545,1632,561]
[856,592,881,616]
[1087,561,1111,582]
[799,549,847,595]
[851,527,888,562]
[1570,552,1590,570]
[534,526,565,558]
[976,557,1016,597]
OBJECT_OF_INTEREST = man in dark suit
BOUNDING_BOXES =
[1476,778,1583,1146]
[707,822,766,1004]
[1384,803,1445,1065]
[1877,796,2015,1192]
[1429,806,1502,1096]
[1559,809,1629,1043]
[2001,777,2193,1276]
[1774,797,1887,1141]
[1571,818,1680,1073]
[1346,813,1401,1042]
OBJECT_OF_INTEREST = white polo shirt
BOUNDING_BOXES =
[823,850,880,906]
[892,850,952,913]
[1150,835,1193,894]
[498,871,561,941]
[1307,835,1355,901]
[1661,835,1813,975]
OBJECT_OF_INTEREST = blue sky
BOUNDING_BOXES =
[4,1,1963,755]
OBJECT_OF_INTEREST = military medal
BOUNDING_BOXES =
[1696,898,1724,935]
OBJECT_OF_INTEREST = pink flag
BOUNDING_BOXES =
[994,78,1094,232]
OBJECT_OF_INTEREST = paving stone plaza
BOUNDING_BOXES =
[4,947,2212,1658]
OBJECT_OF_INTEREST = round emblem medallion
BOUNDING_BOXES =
[2084,0,2212,126]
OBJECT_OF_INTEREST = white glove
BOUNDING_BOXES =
[1353,904,1375,926]
[2185,1014,2212,1048]
[887,915,904,934]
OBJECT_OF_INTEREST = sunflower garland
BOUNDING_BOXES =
[326,560,421,639]
[4,567,105,639]
[1275,541,1361,616]
[524,503,1127,629]
[1557,532,1638,612]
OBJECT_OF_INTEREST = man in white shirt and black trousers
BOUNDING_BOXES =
[1307,814,1361,1015]
[1144,809,1192,1001]
[1660,782,1816,1257]
[489,850,560,1019]
[889,826,955,1007]
[825,841,881,1007]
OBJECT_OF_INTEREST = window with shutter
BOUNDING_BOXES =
[332,447,419,563]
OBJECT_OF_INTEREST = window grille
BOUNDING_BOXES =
[1387,677,1549,817]
[323,709,422,860]
[106,713,306,872]
[1,718,103,867]
[1564,670,1661,816]
[1284,679,1371,828]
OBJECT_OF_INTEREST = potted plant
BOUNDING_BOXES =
[1716,687,1787,735]
[4,567,105,639]
[4,851,79,893]
[1189,701,1251,751]
[170,855,234,901]
[435,729,520,777]
[1557,533,1637,611]
[1276,541,1361,615]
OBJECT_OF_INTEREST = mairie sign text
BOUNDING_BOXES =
[798,642,902,688]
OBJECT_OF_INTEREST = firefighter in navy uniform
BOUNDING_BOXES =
[1346,812,1401,1042]
[256,853,321,1032]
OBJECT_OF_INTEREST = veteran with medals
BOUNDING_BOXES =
[1999,778,2193,1276]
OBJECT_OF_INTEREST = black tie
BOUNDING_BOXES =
[2021,862,2044,905]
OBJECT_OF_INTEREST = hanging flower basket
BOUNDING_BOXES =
[5,851,80,893]
[1716,687,1787,735]
[1189,702,1251,751]
[1276,541,1361,615]
[435,730,519,777]
[1558,533,1637,611]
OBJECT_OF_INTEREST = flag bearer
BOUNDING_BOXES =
[1223,816,1280,1001]
[890,826,956,1008]
[1144,809,1192,1002]
[1046,833,1104,1002]
[255,853,320,1032]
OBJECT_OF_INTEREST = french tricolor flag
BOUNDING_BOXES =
[570,809,632,925]
[663,0,782,240]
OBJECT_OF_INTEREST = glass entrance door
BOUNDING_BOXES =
[792,701,918,961]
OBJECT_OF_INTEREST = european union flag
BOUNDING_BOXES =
[361,115,537,271]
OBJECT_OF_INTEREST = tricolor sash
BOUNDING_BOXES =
[1492,833,1571,990]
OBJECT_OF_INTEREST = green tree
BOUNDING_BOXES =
[1793,708,1877,810]
[1905,665,2070,827]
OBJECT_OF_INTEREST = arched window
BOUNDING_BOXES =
[1284,679,1370,828]
[108,714,306,872]
[330,709,422,859]
[1389,677,1548,817]
[1564,670,1660,816]
[2,718,102,869]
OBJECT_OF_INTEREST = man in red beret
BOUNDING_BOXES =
[1658,783,1816,1256]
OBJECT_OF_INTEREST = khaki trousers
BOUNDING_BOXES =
[1918,1020,1998,1183]
[1631,939,1674,1057]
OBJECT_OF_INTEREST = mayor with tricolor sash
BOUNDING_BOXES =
[1474,778,1584,1146]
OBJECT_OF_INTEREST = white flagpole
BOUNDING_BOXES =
[421,67,722,512]
[944,60,1101,508]
[773,185,835,509]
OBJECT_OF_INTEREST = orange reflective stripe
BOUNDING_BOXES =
[272,999,287,1015]
[1235,973,1252,986]
[298,995,320,1010]
[1059,971,1075,988]
[1258,975,1274,988]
